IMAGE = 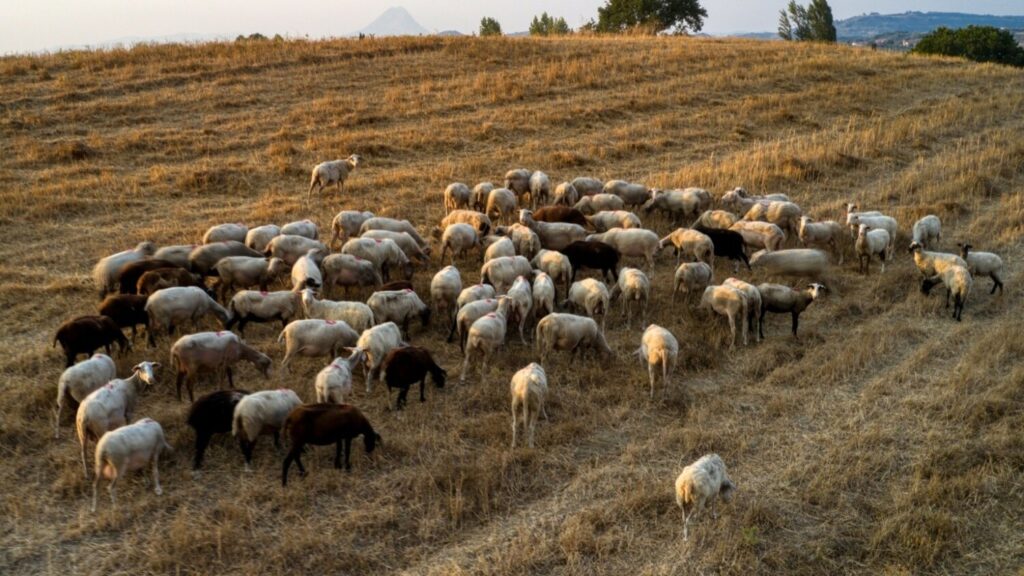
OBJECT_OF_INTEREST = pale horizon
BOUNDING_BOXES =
[3,1,1023,55]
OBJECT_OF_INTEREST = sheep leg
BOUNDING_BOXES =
[80,436,91,478]
[419,377,427,403]
[334,442,344,468]
[648,362,656,399]
[107,468,119,507]
[460,350,472,384]
[281,450,296,486]
[510,400,518,449]
[791,312,800,339]
[239,438,255,471]
[226,367,234,389]
[175,372,185,402]
[727,313,737,351]
[91,472,101,512]
[193,432,211,470]
[151,453,163,496]
[681,506,690,541]
[343,438,352,471]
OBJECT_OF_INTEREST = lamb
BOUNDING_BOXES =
[190,241,264,276]
[92,241,157,298]
[798,216,844,265]
[203,223,248,244]
[314,348,366,404]
[506,276,534,344]
[76,361,159,477]
[486,187,518,226]
[723,278,763,344]
[587,210,642,232]
[729,221,786,253]
[642,188,705,225]
[430,265,462,332]
[460,297,512,383]
[438,210,493,237]
[443,183,472,214]
[232,388,303,470]
[921,264,973,322]
[341,237,412,282]
[213,256,289,300]
[562,240,620,283]
[958,243,1004,295]
[585,228,660,274]
[380,346,447,411]
[281,219,320,240]
[509,363,549,449]
[440,223,483,264]
[847,213,897,260]
[170,331,271,402]
[98,294,149,341]
[757,283,825,339]
[358,217,428,248]
[483,236,516,262]
[54,354,117,439]
[187,389,249,471]
[573,194,625,215]
[137,267,209,296]
[602,180,649,208]
[245,224,281,252]
[675,454,736,541]
[278,319,359,369]
[610,267,650,327]
[308,154,361,199]
[673,262,714,304]
[290,248,324,292]
[535,313,613,364]
[532,205,589,227]
[145,286,232,346]
[529,171,552,209]
[366,289,430,339]
[531,249,573,298]
[153,244,195,269]
[742,201,803,239]
[693,210,740,230]
[91,418,171,512]
[300,289,375,333]
[480,255,533,294]
[532,272,556,320]
[749,248,830,280]
[553,182,579,206]
[225,290,301,336]
[570,176,604,197]
[355,321,406,385]
[636,325,678,399]
[472,182,495,212]
[699,285,748,350]
[329,210,375,248]
[264,234,328,267]
[281,404,381,485]
[116,259,185,295]
[456,283,497,309]
[660,228,714,266]
[321,253,383,296]
[910,215,942,250]
[360,230,431,264]
[451,297,501,350]
[54,315,130,368]
[856,225,891,274]
[503,168,532,202]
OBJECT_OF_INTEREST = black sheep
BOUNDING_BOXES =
[187,389,250,470]
[694,225,751,271]
[98,294,149,340]
[562,240,620,283]
[380,346,446,410]
[53,315,130,367]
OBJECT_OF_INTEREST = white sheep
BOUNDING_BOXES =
[226,290,301,336]
[245,224,281,252]
[232,389,302,470]
[341,237,413,282]
[660,228,714,266]
[265,234,328,266]
[290,248,324,292]
[438,209,493,237]
[798,216,844,265]
[723,277,763,344]
[847,213,897,260]
[693,209,739,230]
[480,255,533,295]
[430,265,462,332]
[730,221,786,252]
[444,182,472,214]
[281,219,320,240]
[54,354,117,439]
[451,297,501,350]
[610,267,650,327]
[460,297,511,383]
[321,253,383,296]
[366,289,430,339]
[440,223,482,264]
[358,217,429,247]
[361,229,431,263]
[531,249,572,299]
[742,200,803,240]
[506,275,533,344]
[503,168,532,201]
[502,223,543,259]
[213,256,289,300]
[472,182,496,212]
[92,241,157,298]
[910,214,942,250]
[856,225,891,274]
[570,177,604,197]
[308,154,360,199]
[190,241,265,276]
[457,283,497,309]
[844,203,883,239]
[314,348,366,404]
[145,286,231,346]
[573,194,625,215]
[636,324,678,399]
[529,171,551,209]
[76,361,159,477]
[749,248,831,280]
[602,180,649,208]
[757,283,825,339]
[587,210,642,233]
[921,264,973,322]
[534,313,613,364]
[152,244,195,269]
[585,228,660,275]
[486,187,518,226]
[553,182,579,206]
[300,289,375,333]
[203,223,248,245]
[673,262,714,304]
[510,362,549,449]
[169,331,271,401]
[278,319,359,369]
[483,236,516,262]
[675,453,736,541]
[532,272,556,320]
[91,418,171,512]
[958,243,1004,295]
[642,188,705,225]
[356,321,406,387]
[699,285,748,350]
[329,210,375,248]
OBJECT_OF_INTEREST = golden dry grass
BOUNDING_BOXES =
[1,36,1023,575]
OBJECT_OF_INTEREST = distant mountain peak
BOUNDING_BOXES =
[354,6,430,37]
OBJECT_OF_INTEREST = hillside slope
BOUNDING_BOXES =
[1,37,1022,575]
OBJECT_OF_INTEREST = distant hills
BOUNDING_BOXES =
[352,6,430,37]
[837,11,1024,41]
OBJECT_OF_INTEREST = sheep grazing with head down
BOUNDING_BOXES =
[693,210,739,230]
[585,228,661,275]
[321,253,383,297]
[430,265,462,331]
[98,294,149,341]
[92,241,157,298]
[673,262,713,305]
[359,217,428,248]
[438,210,493,238]
[145,286,232,346]
[637,324,679,399]
[480,255,533,295]
[958,243,1004,295]
[570,176,604,197]
[660,228,714,266]
[187,389,249,472]
[642,188,707,225]
[472,182,495,212]
[531,249,572,298]
[153,244,195,269]
[308,154,361,199]
[225,290,301,336]
[486,188,519,226]
[505,276,534,345]
[315,348,365,404]
[54,354,117,439]
[573,194,625,215]
[520,209,588,252]
[587,210,642,233]
[483,236,516,262]
[450,297,502,349]
[562,278,610,334]
[510,362,549,449]
[76,361,159,477]
[54,315,130,368]
[265,235,328,267]
[329,210,374,248]
[245,224,281,253]
[610,267,650,327]
[532,272,556,320]
[562,240,620,283]
[457,283,497,309]
[504,168,532,202]
[856,225,891,274]
[757,283,825,339]
[290,248,324,292]
[366,289,430,340]
[553,182,579,207]
[603,180,650,208]
[499,223,543,260]
[137,267,209,297]
[535,313,613,365]
[675,453,736,541]
[742,201,803,240]
[723,278,763,344]
[203,223,248,244]
[213,256,290,301]
[91,418,171,512]
[278,319,359,370]
[699,285,748,350]
[461,297,513,383]
[281,404,381,486]
[798,216,844,265]
[730,221,786,253]
[232,388,303,470]
[355,321,407,386]
[380,346,447,411]
[529,171,552,209]
[300,289,374,333]
[440,223,483,264]
[280,219,319,240]
[532,205,589,227]
[694,225,750,273]
[361,230,431,265]
[190,241,264,276]
[116,259,185,295]
[170,331,271,402]
[921,264,973,322]
[341,237,412,282]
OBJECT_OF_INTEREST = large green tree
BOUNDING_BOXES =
[778,0,836,42]
[479,17,502,37]
[913,26,1024,67]
[594,0,707,35]
[530,12,571,36]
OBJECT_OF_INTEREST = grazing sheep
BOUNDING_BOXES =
[563,240,620,283]
[152,244,195,269]
[187,389,249,472]
[847,213,897,260]
[486,187,518,226]
[225,290,301,336]
[54,354,117,439]
[145,286,231,346]
[203,223,248,244]
[116,259,185,295]
[730,221,786,253]
[281,219,319,240]
[673,262,714,304]
[91,418,171,512]
[98,294,149,341]
[636,325,678,399]
[921,264,973,321]
[341,238,412,282]
[472,182,496,212]
[315,348,366,404]
[480,255,534,294]
[440,223,483,264]
[443,182,472,215]
[213,256,289,301]
[510,363,549,448]
[281,404,381,485]
[245,224,281,253]
[531,249,573,298]
[76,361,159,477]
[329,210,375,248]
[719,187,785,215]
[693,210,740,230]
[438,210,493,237]
[290,248,324,292]
[278,319,359,370]
[856,225,891,274]
[300,289,374,333]
[757,283,825,339]
[660,228,714,266]
[460,297,512,383]
[499,223,543,259]
[457,283,498,309]
[610,267,650,327]
[506,276,534,344]
[958,243,1004,295]
[532,272,556,320]
[642,188,705,225]
[190,241,264,276]
[92,241,157,298]
[742,201,803,240]
[909,215,941,251]
[451,297,502,350]
[749,248,830,280]
[553,182,579,206]
[675,454,736,541]
[570,176,604,197]
[308,154,361,199]
[723,278,763,344]
[170,331,271,402]
[503,168,532,202]
[321,253,383,296]
[587,210,642,233]
[380,346,446,411]
[532,205,589,227]
[798,216,844,265]
[54,315,130,368]
[529,171,552,209]
[585,228,660,274]
[535,313,613,364]
[265,235,328,267]
[361,230,431,264]
[137,267,209,297]
[366,289,430,339]
[603,180,649,208]
[355,321,406,386]
[573,194,625,215]
[359,217,428,248]
[232,389,303,470]
[430,265,462,332]
[483,235,516,262]
[699,285,748,350]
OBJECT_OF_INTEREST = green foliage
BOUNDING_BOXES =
[912,26,1024,67]
[778,0,835,42]
[479,17,502,37]
[235,33,269,42]
[530,12,572,36]
[594,0,707,35]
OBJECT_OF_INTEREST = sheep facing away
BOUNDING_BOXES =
[91,418,172,512]
[308,155,361,199]
[610,267,650,327]
[675,454,736,541]
[510,362,549,449]
[315,348,366,404]
[54,353,117,439]
[232,388,303,470]
[636,324,678,399]
[699,285,748,350]
[921,265,973,322]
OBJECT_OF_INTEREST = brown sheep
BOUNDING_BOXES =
[54,316,130,368]
[281,404,381,486]
[137,267,211,297]
[533,205,588,227]
[98,294,149,341]
[116,259,184,294]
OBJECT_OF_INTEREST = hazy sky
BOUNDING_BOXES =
[3,1,1022,54]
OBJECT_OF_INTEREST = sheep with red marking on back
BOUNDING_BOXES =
[225,290,300,336]
[366,289,430,340]
[170,331,270,402]
[232,388,302,470]
[145,286,232,346]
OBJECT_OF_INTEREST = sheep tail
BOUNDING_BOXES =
[231,410,243,438]
[277,328,287,344]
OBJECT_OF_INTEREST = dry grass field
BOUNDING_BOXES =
[1,36,1023,575]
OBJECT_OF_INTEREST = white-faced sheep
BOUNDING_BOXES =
[457,283,497,309]
[203,223,248,245]
[145,286,232,346]
[743,201,803,240]
[430,265,462,331]
[660,228,714,266]
[265,234,328,266]
[921,264,973,321]
[472,182,495,212]
[321,253,383,296]
[315,348,366,404]
[367,289,430,339]
[91,418,171,512]
[856,225,891,274]
[225,290,301,336]
[587,210,642,233]
[510,362,549,449]
[438,209,493,237]
[300,289,375,333]
[673,262,714,304]
[506,275,533,345]
[486,188,518,226]
[532,272,556,320]
[699,285,748,350]
[171,331,271,402]
[356,321,406,387]
[847,213,897,260]
[480,255,534,295]
[750,248,831,281]
[958,243,1004,295]
[444,182,472,215]
[531,249,572,299]
[213,256,289,301]
[585,228,661,275]
[308,155,360,199]
[845,203,883,239]
[723,278,763,344]
[570,177,604,197]
[290,248,324,292]
[440,223,483,264]
[637,324,678,399]
[278,319,359,369]
[911,215,941,250]
[610,267,650,327]
[757,283,825,339]
[54,354,117,439]
[534,313,613,364]
[329,210,375,248]
[730,221,786,253]
[76,361,159,477]
[461,298,512,383]
[553,182,579,206]
[675,453,736,541]
[573,194,625,215]
[483,236,516,262]
[798,216,844,265]
[232,388,302,470]
[341,237,413,282]
[92,241,157,298]
[245,224,281,253]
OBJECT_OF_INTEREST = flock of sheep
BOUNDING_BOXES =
[51,155,1006,540]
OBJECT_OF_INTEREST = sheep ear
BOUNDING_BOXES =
[151,362,162,369]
